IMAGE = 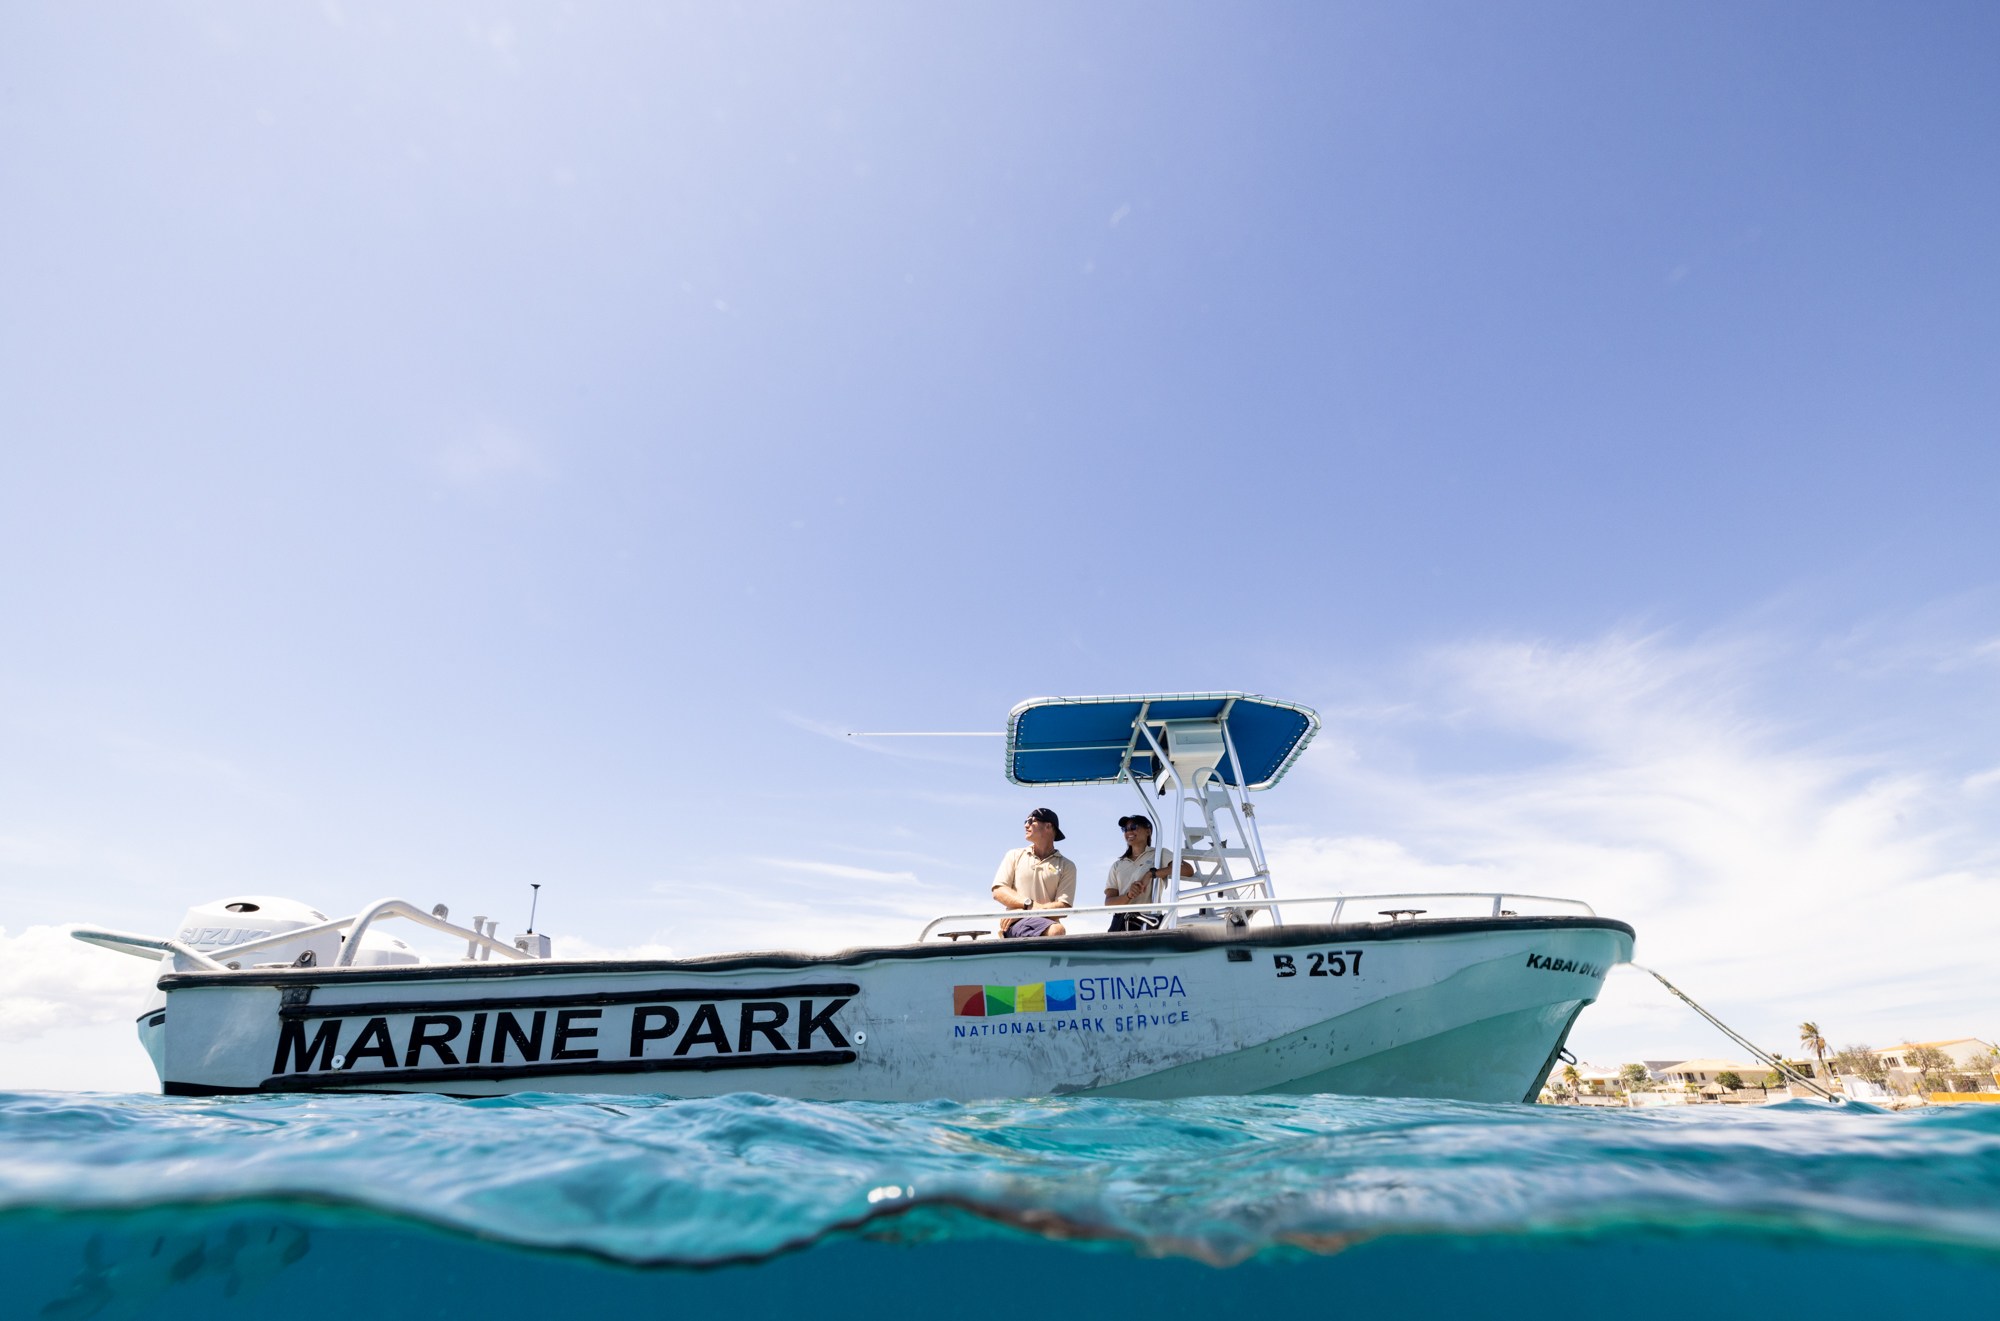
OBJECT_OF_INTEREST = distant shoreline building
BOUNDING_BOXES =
[1540,1037,1998,1106]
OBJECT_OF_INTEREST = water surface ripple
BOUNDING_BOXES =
[3,1090,1997,1267]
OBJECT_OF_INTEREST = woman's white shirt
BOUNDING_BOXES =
[1105,850,1161,904]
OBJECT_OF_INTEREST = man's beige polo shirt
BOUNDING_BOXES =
[992,847,1078,909]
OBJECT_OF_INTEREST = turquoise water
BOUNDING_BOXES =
[3,1091,1997,1318]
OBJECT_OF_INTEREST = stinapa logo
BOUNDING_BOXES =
[953,981,1076,1016]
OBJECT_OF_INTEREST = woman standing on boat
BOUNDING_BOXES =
[1105,816,1191,932]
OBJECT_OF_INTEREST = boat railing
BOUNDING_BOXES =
[69,900,539,973]
[70,928,235,972]
[918,890,1595,942]
[333,899,538,966]
[1172,878,1274,902]
[1314,891,1595,922]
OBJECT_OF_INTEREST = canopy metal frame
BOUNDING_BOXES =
[1123,706,1282,929]
[1003,691,1320,790]
[1005,692,1321,930]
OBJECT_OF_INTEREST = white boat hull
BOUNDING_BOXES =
[149,917,1633,1104]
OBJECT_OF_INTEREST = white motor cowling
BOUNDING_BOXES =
[346,929,422,967]
[175,897,338,970]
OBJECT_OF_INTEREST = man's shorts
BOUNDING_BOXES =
[1002,915,1059,939]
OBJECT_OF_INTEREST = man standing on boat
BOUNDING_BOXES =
[993,808,1077,938]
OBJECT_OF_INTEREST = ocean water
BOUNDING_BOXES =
[2,1091,1996,1319]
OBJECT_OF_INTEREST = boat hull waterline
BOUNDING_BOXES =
[145,916,1634,1103]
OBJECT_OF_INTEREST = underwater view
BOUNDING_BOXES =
[2,1089,1997,1318]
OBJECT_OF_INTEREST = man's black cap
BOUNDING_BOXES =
[1027,807,1065,841]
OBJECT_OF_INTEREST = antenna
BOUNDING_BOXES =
[527,883,541,933]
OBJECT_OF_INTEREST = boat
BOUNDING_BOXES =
[70,692,1635,1102]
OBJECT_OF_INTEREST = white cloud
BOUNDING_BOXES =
[645,859,962,957]
[1421,628,1764,748]
[1964,766,2000,796]
[0,926,160,1044]
[546,932,679,962]
[1279,628,2000,1064]
[825,843,970,871]
[751,858,921,884]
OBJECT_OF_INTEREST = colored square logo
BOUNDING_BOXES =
[953,985,985,1016]
[985,985,1016,1015]
[1016,983,1046,1013]
[1045,979,1076,1012]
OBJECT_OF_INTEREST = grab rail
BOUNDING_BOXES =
[334,899,534,966]
[69,927,232,972]
[1322,891,1595,921]
[72,901,538,973]
[918,890,1595,941]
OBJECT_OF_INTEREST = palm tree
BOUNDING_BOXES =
[1561,1063,1581,1103]
[1799,1022,1829,1079]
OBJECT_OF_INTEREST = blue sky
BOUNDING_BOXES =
[3,3,1996,1089]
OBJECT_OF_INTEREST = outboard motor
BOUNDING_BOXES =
[346,930,422,967]
[175,897,339,969]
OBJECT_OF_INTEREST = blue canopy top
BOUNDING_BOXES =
[1004,692,1320,790]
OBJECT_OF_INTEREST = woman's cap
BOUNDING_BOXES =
[1117,815,1153,832]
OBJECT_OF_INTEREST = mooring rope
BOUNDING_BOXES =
[1630,964,1843,1103]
